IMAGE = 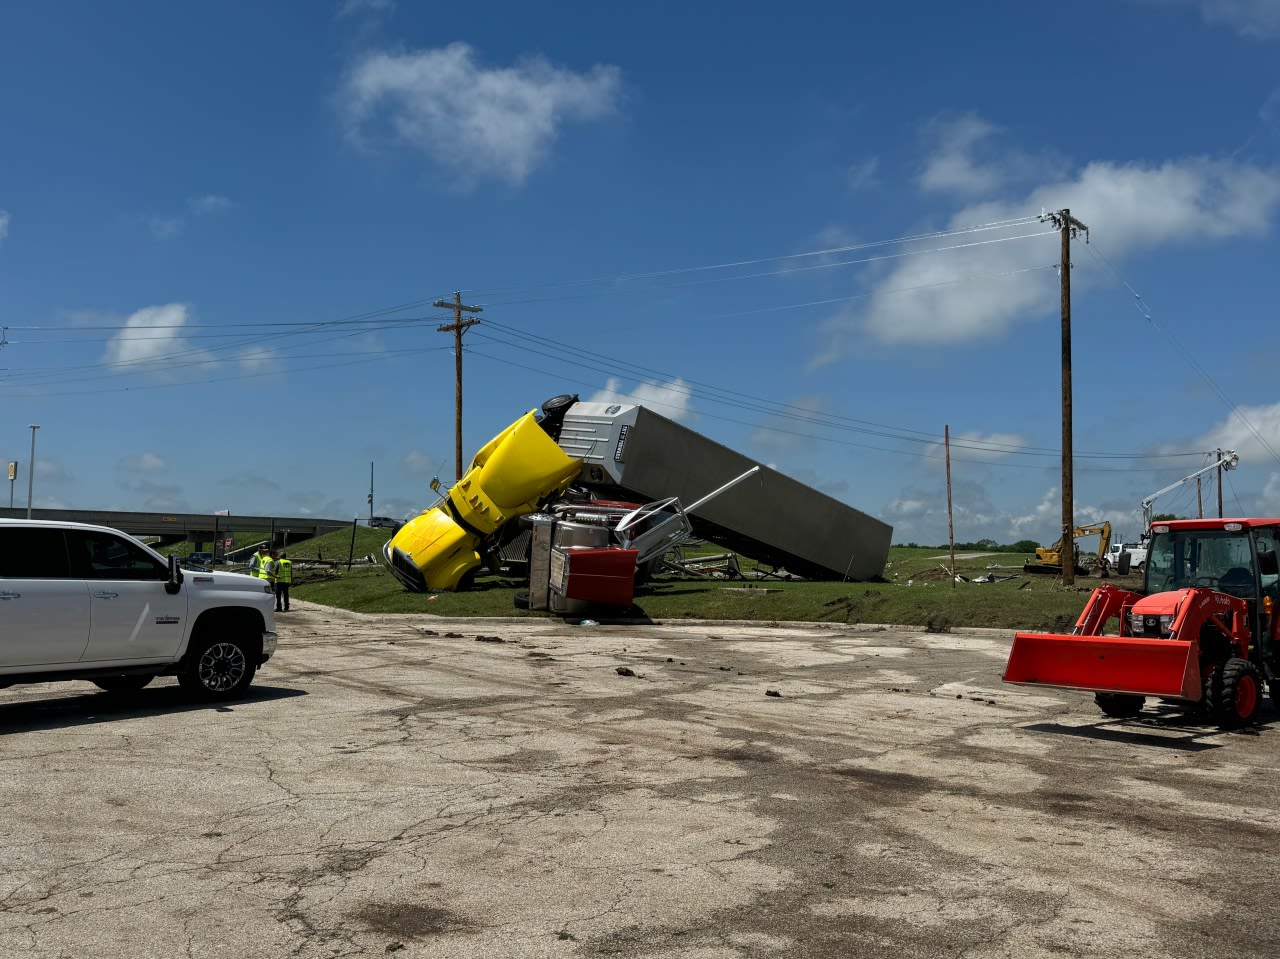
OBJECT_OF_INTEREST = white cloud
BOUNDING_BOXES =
[1178,400,1280,465]
[338,0,394,17]
[918,114,1004,195]
[588,376,694,422]
[846,156,879,191]
[338,42,622,187]
[1262,86,1280,126]
[188,194,232,214]
[146,195,231,241]
[921,430,1030,465]
[118,452,167,474]
[149,216,184,241]
[103,303,217,377]
[750,395,830,456]
[1140,0,1280,38]
[117,477,188,512]
[403,450,441,476]
[0,210,9,242]
[237,345,279,374]
[816,147,1280,353]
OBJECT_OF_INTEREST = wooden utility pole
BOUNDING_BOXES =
[1042,209,1088,586]
[434,292,483,481]
[945,425,956,590]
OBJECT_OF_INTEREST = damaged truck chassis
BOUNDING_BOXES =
[384,394,893,613]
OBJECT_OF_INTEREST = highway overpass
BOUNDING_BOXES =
[0,507,354,549]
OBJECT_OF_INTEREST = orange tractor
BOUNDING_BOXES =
[1004,517,1280,727]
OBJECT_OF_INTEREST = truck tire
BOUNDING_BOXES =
[93,674,155,694]
[179,633,257,700]
[1205,657,1262,728]
[1094,692,1144,718]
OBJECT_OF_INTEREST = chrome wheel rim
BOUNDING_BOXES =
[198,642,247,692]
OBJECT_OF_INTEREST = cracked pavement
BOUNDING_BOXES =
[1,601,1277,958]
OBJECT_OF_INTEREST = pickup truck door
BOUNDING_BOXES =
[65,529,188,663]
[0,526,92,665]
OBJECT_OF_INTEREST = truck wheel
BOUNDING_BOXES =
[1094,692,1144,718]
[179,634,256,700]
[1205,657,1262,728]
[93,674,155,694]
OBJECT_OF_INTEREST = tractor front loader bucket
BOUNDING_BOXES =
[1003,633,1201,700]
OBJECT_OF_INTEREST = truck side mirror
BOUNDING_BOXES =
[166,554,184,595]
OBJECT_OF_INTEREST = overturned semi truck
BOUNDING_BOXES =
[384,394,893,595]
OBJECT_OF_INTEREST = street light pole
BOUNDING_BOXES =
[26,424,39,519]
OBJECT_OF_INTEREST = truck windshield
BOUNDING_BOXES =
[1145,529,1254,593]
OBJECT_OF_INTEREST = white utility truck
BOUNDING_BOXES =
[0,519,278,699]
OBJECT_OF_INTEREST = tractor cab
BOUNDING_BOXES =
[1143,519,1280,660]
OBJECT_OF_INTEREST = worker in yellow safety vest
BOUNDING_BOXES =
[274,552,292,612]
[249,545,269,578]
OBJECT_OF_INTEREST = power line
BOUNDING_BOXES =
[1086,241,1280,465]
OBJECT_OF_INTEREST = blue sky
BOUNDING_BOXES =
[3,0,1280,548]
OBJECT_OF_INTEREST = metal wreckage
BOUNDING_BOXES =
[383,393,893,616]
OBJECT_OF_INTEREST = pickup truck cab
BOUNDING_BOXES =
[0,519,278,699]
[1104,540,1148,574]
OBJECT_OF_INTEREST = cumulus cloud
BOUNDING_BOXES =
[116,477,188,512]
[814,128,1280,356]
[118,452,167,474]
[403,450,441,476]
[338,42,622,187]
[1137,0,1280,38]
[103,303,217,377]
[0,209,9,242]
[149,216,184,241]
[189,194,232,214]
[918,114,1005,195]
[921,430,1031,465]
[1008,486,1110,539]
[749,396,830,456]
[587,376,694,422]
[146,194,232,241]
[338,0,394,16]
[846,156,879,191]
[237,345,279,374]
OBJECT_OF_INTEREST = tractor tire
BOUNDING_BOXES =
[1094,692,1144,718]
[1271,679,1280,715]
[1205,657,1263,728]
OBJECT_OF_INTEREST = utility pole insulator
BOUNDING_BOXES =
[434,292,483,482]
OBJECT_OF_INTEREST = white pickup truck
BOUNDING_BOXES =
[0,519,278,699]
[1104,540,1148,574]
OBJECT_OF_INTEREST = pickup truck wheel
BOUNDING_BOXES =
[93,674,155,694]
[179,636,256,700]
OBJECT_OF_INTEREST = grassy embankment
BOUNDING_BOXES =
[276,526,1124,632]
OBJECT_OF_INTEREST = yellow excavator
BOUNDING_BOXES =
[1023,522,1112,576]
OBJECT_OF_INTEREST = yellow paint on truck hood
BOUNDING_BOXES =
[386,410,582,591]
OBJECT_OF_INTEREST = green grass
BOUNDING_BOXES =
[288,542,1131,631]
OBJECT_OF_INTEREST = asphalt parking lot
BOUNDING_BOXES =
[1,603,1277,959]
